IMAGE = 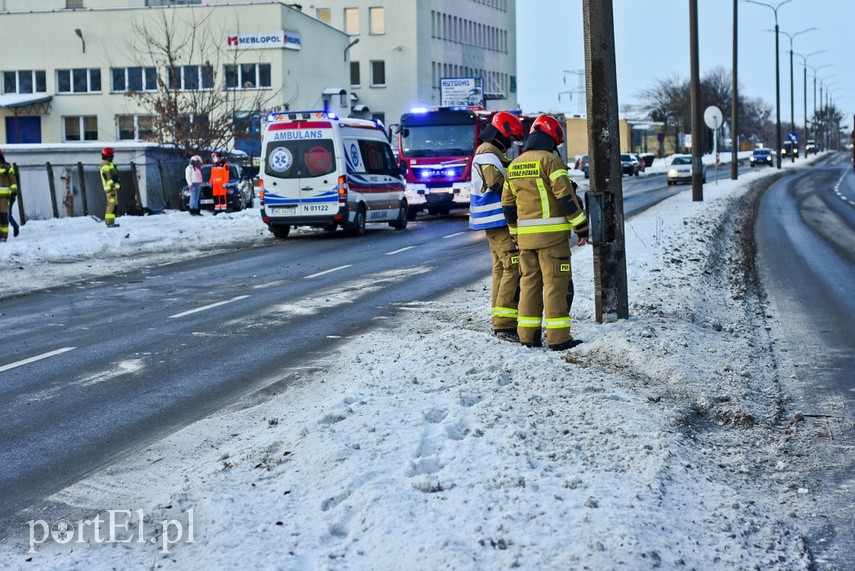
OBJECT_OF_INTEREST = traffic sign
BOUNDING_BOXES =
[788,132,798,143]
[704,106,723,130]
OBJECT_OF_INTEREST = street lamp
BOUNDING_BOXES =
[792,50,825,156]
[818,75,836,150]
[808,63,832,146]
[768,27,817,161]
[745,0,793,168]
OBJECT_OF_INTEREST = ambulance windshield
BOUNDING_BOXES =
[265,140,337,179]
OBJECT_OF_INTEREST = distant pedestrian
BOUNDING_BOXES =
[185,155,203,215]
[501,115,588,351]
[469,111,525,341]
[0,148,18,242]
[99,147,121,228]
[210,152,229,213]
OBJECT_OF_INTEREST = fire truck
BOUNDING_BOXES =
[396,106,493,219]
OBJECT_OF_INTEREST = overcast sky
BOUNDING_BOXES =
[516,0,852,132]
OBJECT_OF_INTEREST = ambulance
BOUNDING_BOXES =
[260,110,409,239]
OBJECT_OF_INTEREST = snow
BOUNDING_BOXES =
[0,157,837,569]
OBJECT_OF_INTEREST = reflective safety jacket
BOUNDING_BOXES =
[210,163,230,197]
[469,142,510,231]
[501,149,588,250]
[100,160,121,193]
[0,161,17,198]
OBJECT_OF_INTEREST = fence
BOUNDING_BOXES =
[13,158,190,223]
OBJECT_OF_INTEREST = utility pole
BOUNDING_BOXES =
[689,0,703,200]
[731,0,738,179]
[582,0,628,323]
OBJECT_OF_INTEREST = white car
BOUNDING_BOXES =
[667,154,706,185]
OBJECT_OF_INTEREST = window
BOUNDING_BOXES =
[358,139,397,176]
[111,67,157,92]
[369,7,384,34]
[224,63,271,89]
[167,65,214,90]
[350,61,360,87]
[57,68,100,93]
[370,60,385,87]
[117,115,154,140]
[63,116,98,141]
[3,70,47,94]
[344,7,359,34]
[265,139,337,179]
[316,7,331,24]
[66,0,84,8]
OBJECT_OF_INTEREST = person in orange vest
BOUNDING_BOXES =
[210,152,229,213]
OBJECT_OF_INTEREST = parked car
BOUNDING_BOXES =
[179,164,254,213]
[749,147,774,167]
[620,153,638,176]
[805,139,816,154]
[632,153,646,173]
[781,141,799,159]
[667,154,706,185]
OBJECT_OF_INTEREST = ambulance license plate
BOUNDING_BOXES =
[270,206,297,216]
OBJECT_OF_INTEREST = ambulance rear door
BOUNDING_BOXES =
[263,121,340,219]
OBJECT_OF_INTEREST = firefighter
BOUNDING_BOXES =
[501,114,588,351]
[100,147,121,228]
[0,148,18,242]
[469,111,525,341]
[210,152,229,213]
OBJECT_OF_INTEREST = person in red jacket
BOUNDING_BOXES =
[210,152,230,213]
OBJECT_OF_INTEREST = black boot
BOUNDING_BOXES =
[548,338,583,351]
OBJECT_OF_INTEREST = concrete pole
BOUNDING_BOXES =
[775,24,782,168]
[582,0,628,323]
[789,48,795,161]
[731,0,738,179]
[690,0,703,200]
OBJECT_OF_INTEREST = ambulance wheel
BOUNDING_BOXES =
[407,206,419,221]
[390,201,408,230]
[349,206,366,236]
[271,225,291,239]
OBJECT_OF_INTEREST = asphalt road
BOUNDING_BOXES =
[754,152,855,569]
[0,161,759,527]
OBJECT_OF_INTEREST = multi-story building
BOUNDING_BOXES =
[302,0,518,126]
[0,0,350,154]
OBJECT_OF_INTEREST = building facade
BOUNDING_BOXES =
[0,0,350,154]
[302,0,518,126]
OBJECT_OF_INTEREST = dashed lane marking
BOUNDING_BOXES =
[168,295,250,319]
[304,264,352,279]
[385,246,415,255]
[0,347,76,373]
[442,231,466,239]
[833,170,855,206]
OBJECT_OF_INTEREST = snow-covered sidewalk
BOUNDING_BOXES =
[0,159,840,569]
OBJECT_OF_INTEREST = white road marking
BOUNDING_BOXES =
[442,231,466,239]
[305,265,352,279]
[0,347,76,373]
[168,295,250,319]
[833,170,855,206]
[385,246,415,255]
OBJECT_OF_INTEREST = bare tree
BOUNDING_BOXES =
[120,7,283,156]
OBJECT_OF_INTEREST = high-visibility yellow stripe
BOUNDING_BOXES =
[536,179,551,218]
[545,317,571,329]
[492,307,519,318]
[100,164,113,173]
[518,316,542,326]
[10,184,17,190]
[105,213,116,220]
[569,212,587,226]
[549,169,569,181]
[516,223,572,235]
[0,225,7,232]
[0,189,11,195]
[508,226,518,235]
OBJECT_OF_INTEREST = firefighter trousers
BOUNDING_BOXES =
[517,241,575,346]
[485,226,520,331]
[105,190,117,226]
[0,195,8,239]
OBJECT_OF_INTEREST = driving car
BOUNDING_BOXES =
[805,139,816,154]
[620,153,638,176]
[179,164,254,213]
[749,148,774,167]
[667,154,706,185]
[781,141,799,159]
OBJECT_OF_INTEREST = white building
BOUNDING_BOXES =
[0,0,350,155]
[302,0,518,126]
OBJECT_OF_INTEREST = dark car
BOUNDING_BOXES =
[749,148,774,167]
[620,153,638,176]
[179,164,254,213]
[781,141,799,159]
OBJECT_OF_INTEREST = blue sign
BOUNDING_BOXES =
[788,132,798,143]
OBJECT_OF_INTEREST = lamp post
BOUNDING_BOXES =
[819,75,836,151]
[769,27,817,161]
[793,50,825,156]
[808,64,832,147]
[746,0,793,169]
